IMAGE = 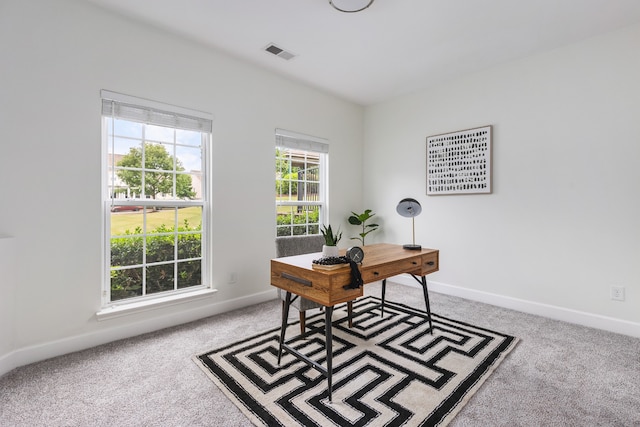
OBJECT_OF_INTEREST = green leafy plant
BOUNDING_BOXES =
[348,209,379,246]
[320,224,342,246]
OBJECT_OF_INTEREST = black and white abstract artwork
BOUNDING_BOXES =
[427,125,492,195]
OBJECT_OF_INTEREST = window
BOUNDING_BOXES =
[101,90,212,305]
[275,129,328,236]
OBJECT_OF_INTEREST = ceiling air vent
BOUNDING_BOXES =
[264,43,296,61]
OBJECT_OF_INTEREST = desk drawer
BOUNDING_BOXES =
[420,252,439,274]
[361,256,422,282]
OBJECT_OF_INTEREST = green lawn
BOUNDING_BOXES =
[111,207,202,235]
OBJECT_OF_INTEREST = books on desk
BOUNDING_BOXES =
[311,263,348,271]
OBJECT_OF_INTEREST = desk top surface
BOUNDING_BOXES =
[272,243,438,272]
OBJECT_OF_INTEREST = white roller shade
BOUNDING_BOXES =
[275,128,329,153]
[101,90,212,133]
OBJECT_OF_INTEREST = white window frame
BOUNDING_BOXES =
[99,90,214,314]
[275,129,329,236]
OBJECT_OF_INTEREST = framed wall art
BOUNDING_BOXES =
[426,125,492,195]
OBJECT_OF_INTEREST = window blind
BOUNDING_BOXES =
[101,90,212,133]
[275,128,329,153]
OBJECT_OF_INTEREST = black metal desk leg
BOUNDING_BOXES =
[420,276,434,335]
[381,279,387,317]
[277,291,292,364]
[324,306,334,402]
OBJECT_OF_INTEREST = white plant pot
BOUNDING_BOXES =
[322,245,339,258]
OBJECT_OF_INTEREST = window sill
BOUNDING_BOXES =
[96,288,217,321]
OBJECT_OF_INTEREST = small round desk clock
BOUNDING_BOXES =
[346,246,364,263]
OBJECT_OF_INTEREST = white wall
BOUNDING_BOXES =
[364,24,640,333]
[0,0,363,375]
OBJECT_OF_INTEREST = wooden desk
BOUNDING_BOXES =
[271,243,439,400]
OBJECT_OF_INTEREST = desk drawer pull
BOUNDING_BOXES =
[373,271,380,276]
[412,261,418,265]
[281,272,312,287]
[426,261,435,266]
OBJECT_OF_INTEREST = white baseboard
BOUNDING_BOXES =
[0,289,278,378]
[390,275,640,338]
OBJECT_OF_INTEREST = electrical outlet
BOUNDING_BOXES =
[610,286,625,301]
[229,272,237,284]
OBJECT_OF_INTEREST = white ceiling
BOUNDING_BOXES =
[86,0,640,106]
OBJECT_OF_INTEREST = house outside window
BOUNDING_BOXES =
[275,129,328,237]
[101,90,212,305]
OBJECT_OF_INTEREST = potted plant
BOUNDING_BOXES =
[348,209,379,246]
[320,224,341,257]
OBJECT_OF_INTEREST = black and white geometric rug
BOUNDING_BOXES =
[194,297,518,426]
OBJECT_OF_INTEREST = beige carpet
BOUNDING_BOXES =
[1,283,639,426]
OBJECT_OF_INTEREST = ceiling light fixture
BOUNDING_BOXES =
[329,0,374,13]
